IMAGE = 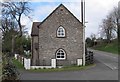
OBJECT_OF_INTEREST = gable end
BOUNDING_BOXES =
[38,4,83,28]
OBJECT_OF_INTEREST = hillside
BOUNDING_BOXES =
[92,41,118,54]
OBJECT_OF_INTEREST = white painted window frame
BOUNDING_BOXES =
[57,26,65,37]
[56,49,66,60]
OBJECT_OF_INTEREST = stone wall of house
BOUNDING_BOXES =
[31,36,39,66]
[37,5,83,66]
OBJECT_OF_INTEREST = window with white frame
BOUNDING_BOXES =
[56,49,66,60]
[57,26,65,37]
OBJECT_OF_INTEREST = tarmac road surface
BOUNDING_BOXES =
[19,49,118,80]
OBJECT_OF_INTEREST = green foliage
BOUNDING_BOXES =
[15,37,23,54]
[2,53,20,80]
[24,36,31,52]
[2,29,18,53]
[85,37,94,47]
[93,40,118,54]
[12,59,24,69]
[1,2,32,81]
[2,2,31,55]
[2,62,20,80]
[15,35,31,55]
[2,31,31,58]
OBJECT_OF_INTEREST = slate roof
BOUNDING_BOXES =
[31,22,41,36]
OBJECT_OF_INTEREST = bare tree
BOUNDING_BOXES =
[0,17,18,34]
[99,17,113,43]
[99,6,119,43]
[2,2,32,37]
[109,7,119,35]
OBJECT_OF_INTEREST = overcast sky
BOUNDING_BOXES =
[20,0,120,38]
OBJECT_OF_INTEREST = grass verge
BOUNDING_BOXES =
[29,64,96,72]
[12,59,24,69]
[92,42,118,54]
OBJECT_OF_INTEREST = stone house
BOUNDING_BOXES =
[31,4,84,68]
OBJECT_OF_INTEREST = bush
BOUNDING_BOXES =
[34,68,37,70]
[2,63,20,80]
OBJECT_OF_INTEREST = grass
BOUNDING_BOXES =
[12,58,95,72]
[12,58,96,72]
[29,64,96,72]
[12,59,24,69]
[93,42,118,54]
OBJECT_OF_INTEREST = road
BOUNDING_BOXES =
[89,49,118,70]
[19,49,118,80]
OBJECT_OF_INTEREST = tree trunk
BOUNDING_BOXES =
[18,14,22,37]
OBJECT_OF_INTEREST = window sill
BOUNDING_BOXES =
[56,58,66,60]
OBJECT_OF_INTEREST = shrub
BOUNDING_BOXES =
[2,63,20,80]
[34,68,37,70]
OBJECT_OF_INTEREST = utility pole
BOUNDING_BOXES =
[118,1,120,58]
[118,1,120,38]
[0,28,2,62]
[0,29,2,53]
[81,0,86,66]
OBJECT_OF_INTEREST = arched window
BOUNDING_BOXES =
[57,26,65,37]
[56,49,66,60]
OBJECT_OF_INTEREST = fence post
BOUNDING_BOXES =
[85,51,94,65]
[14,54,18,60]
[24,58,31,69]
[77,59,83,66]
[22,57,24,65]
[51,59,56,68]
